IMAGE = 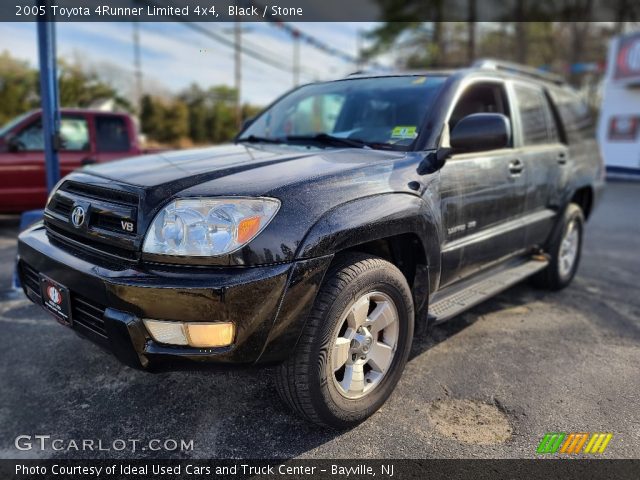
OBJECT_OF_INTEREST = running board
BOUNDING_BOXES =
[429,257,549,323]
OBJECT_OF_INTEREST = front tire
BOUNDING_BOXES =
[533,203,584,290]
[275,253,414,428]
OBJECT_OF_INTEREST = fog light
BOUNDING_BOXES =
[185,322,235,348]
[143,320,235,348]
[143,319,188,346]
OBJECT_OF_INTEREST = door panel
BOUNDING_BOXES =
[0,114,92,212]
[439,149,527,287]
[519,145,566,247]
[512,83,568,248]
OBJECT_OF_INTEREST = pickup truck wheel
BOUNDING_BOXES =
[533,203,584,290]
[275,253,414,428]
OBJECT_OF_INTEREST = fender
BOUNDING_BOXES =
[257,194,442,363]
[296,192,442,294]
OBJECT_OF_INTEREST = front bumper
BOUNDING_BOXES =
[18,226,332,369]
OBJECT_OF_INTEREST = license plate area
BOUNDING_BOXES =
[39,275,72,326]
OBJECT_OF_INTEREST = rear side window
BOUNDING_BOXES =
[548,88,594,143]
[95,115,130,152]
[514,84,552,145]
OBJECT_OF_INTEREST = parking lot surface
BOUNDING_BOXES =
[0,182,639,459]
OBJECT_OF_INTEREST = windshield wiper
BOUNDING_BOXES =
[239,133,395,150]
[237,135,284,144]
[285,133,370,149]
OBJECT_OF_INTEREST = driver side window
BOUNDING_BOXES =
[13,120,45,151]
[449,82,512,140]
[12,116,90,152]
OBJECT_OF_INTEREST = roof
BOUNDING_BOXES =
[343,59,567,87]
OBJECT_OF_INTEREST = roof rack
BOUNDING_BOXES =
[473,59,565,85]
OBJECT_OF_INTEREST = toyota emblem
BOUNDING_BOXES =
[71,205,86,228]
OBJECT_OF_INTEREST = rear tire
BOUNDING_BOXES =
[532,203,584,291]
[275,253,414,428]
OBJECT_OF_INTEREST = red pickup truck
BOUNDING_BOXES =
[0,109,149,213]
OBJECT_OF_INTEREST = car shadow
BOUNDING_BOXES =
[408,282,544,362]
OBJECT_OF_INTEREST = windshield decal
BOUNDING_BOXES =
[391,126,418,140]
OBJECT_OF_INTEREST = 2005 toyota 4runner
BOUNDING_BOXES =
[18,60,604,428]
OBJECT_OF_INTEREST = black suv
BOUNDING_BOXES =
[18,60,604,428]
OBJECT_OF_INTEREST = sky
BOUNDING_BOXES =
[0,21,387,106]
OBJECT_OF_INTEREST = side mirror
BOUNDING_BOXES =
[7,135,22,153]
[417,148,451,175]
[450,113,511,153]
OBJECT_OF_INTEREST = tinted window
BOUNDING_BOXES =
[543,95,561,143]
[96,115,130,152]
[514,84,550,145]
[12,116,89,151]
[548,88,594,142]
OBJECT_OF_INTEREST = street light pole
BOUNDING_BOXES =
[14,1,61,290]
[37,3,60,194]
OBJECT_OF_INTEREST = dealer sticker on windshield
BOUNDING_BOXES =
[391,126,418,140]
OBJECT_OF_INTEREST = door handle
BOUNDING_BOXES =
[81,157,97,166]
[509,159,524,175]
[557,152,568,165]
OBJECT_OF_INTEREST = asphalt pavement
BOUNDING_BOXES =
[0,181,639,459]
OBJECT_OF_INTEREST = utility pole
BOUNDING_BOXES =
[133,21,143,111]
[356,29,363,70]
[234,15,242,129]
[293,30,300,86]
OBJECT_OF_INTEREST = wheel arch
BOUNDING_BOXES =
[570,185,594,220]
[296,193,442,328]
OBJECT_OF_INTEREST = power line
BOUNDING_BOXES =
[181,22,292,72]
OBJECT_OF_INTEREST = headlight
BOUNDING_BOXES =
[142,197,280,257]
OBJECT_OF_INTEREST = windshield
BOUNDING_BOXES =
[0,111,34,137]
[238,75,447,150]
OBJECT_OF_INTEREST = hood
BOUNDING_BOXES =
[83,143,411,199]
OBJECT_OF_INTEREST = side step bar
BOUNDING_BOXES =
[428,257,549,323]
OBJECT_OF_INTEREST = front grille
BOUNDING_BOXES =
[45,180,141,262]
[46,223,139,261]
[49,195,73,217]
[72,294,107,339]
[62,181,139,207]
[21,261,108,340]
[90,212,136,236]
